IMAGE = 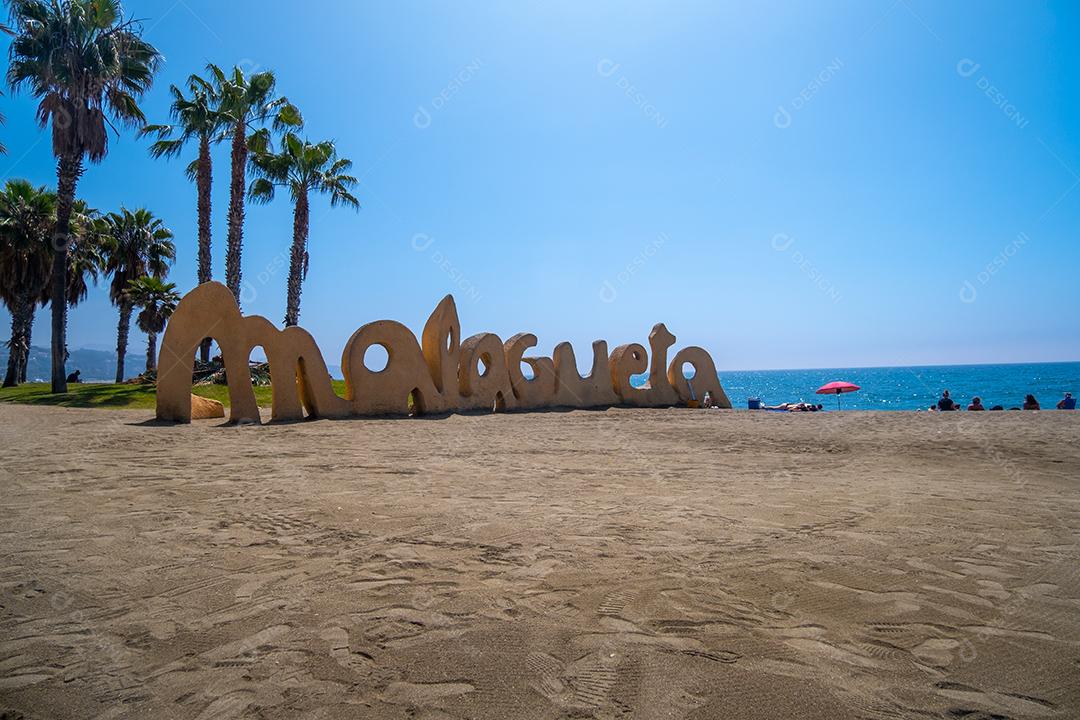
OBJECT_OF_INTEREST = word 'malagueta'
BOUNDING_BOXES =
[156,282,731,423]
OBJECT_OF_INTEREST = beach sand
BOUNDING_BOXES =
[1,404,1078,719]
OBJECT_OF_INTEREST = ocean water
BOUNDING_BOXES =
[707,362,1080,411]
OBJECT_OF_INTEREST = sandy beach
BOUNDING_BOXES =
[1,405,1078,719]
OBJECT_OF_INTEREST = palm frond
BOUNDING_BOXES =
[248,177,276,205]
[7,0,163,163]
[101,207,176,304]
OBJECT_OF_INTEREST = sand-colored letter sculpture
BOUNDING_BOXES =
[156,282,731,423]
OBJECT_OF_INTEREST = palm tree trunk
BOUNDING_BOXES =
[4,318,21,388]
[284,189,310,327]
[115,300,133,384]
[3,292,29,388]
[19,302,35,384]
[51,154,84,393]
[146,330,157,374]
[4,289,36,387]
[197,134,213,364]
[225,119,247,306]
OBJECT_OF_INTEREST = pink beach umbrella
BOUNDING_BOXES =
[816,381,861,409]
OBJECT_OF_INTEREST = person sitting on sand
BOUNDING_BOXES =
[1023,394,1040,410]
[989,405,1004,411]
[1058,392,1076,410]
[937,390,958,411]
[967,397,985,411]
[65,369,81,383]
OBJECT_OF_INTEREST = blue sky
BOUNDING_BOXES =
[2,0,1077,371]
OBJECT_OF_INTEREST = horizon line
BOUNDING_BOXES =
[716,359,1080,373]
[15,345,1080,377]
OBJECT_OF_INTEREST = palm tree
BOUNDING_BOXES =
[206,63,301,306]
[250,133,359,327]
[125,276,179,374]
[38,199,109,383]
[140,74,223,363]
[0,179,54,387]
[102,208,175,383]
[0,192,106,386]
[64,200,107,308]
[7,0,162,393]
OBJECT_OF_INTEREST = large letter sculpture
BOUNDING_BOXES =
[156,282,731,423]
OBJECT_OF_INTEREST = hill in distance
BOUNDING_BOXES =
[0,346,145,383]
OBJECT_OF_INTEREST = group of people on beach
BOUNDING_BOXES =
[931,389,1075,412]
[762,401,824,412]
[700,394,825,411]
[701,389,1077,412]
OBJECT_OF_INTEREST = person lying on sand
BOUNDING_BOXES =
[764,402,823,412]
[967,397,985,411]
[1058,393,1076,410]
[1023,394,1041,410]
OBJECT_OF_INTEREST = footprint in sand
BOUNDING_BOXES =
[200,624,292,665]
[769,624,879,669]
[525,649,622,711]
[598,589,636,618]
[0,671,54,689]
[567,654,620,709]
[193,689,256,720]
[380,681,475,706]
[357,606,464,649]
[679,648,740,664]
[525,651,573,705]
[935,680,1057,717]
[910,638,963,667]
[319,625,374,673]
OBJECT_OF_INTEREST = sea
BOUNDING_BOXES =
[700,361,1080,411]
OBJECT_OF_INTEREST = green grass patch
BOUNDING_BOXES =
[0,382,161,409]
[0,381,351,410]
